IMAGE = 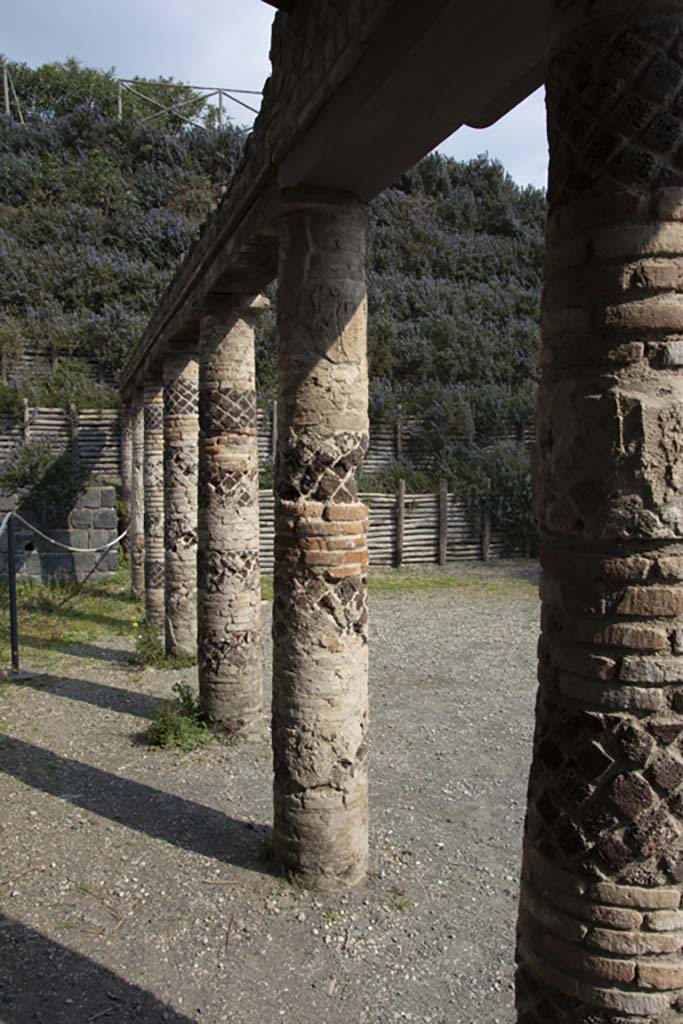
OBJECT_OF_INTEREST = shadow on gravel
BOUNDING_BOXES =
[16,635,133,665]
[0,915,197,1023]
[16,674,163,719]
[0,736,272,874]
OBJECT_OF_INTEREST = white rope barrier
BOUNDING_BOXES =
[0,511,12,544]
[8,512,128,554]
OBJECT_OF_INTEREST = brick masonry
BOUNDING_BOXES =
[197,296,266,735]
[143,379,165,638]
[517,10,683,1022]
[271,195,370,890]
[130,394,145,600]
[164,355,199,658]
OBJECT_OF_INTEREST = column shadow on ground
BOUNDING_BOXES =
[0,735,272,873]
[16,635,134,665]
[0,915,197,1024]
[14,673,164,719]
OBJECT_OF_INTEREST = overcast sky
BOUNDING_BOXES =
[4,0,549,191]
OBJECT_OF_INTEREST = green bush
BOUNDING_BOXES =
[147,682,210,752]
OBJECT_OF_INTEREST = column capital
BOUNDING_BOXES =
[193,292,269,322]
[278,187,363,215]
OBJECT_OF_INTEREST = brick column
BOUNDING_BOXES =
[130,392,145,601]
[517,11,683,1022]
[143,377,165,638]
[120,403,132,530]
[164,354,199,658]
[273,193,369,890]
[197,295,266,733]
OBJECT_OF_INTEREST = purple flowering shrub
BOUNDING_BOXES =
[0,58,246,390]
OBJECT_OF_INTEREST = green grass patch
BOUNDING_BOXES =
[146,682,211,753]
[258,569,535,601]
[368,568,537,599]
[0,560,140,670]
[132,621,195,670]
[367,570,467,596]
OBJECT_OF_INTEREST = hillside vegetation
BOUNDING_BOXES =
[0,58,245,407]
[0,58,546,547]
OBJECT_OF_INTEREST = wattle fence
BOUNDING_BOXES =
[257,486,504,572]
[0,404,516,568]
[0,403,120,480]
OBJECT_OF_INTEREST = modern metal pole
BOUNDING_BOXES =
[7,514,19,670]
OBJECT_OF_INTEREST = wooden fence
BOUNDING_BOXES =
[0,402,121,479]
[3,347,118,390]
[255,405,533,473]
[257,482,503,572]
[0,400,532,483]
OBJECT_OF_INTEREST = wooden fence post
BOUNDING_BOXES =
[395,478,405,568]
[438,478,448,566]
[68,401,80,456]
[22,399,30,443]
[482,507,491,562]
[395,414,403,461]
[271,399,278,465]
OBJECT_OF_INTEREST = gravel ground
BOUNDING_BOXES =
[0,561,540,1024]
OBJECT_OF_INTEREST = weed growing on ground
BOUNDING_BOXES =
[146,682,210,753]
[132,621,195,670]
[324,908,341,924]
[391,890,408,912]
[258,834,275,862]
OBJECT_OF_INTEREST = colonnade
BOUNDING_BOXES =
[123,194,369,891]
[122,6,683,1015]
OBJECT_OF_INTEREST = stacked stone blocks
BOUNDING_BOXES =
[0,485,119,583]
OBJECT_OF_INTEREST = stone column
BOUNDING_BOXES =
[130,392,145,601]
[272,193,369,890]
[198,295,266,733]
[164,355,199,658]
[517,9,683,1022]
[143,376,165,638]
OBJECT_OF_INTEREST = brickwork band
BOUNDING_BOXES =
[164,355,199,657]
[517,9,683,1021]
[130,393,145,601]
[197,296,265,734]
[143,377,165,638]
[272,194,370,890]
[120,403,132,539]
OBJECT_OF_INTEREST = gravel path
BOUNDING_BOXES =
[0,561,540,1024]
